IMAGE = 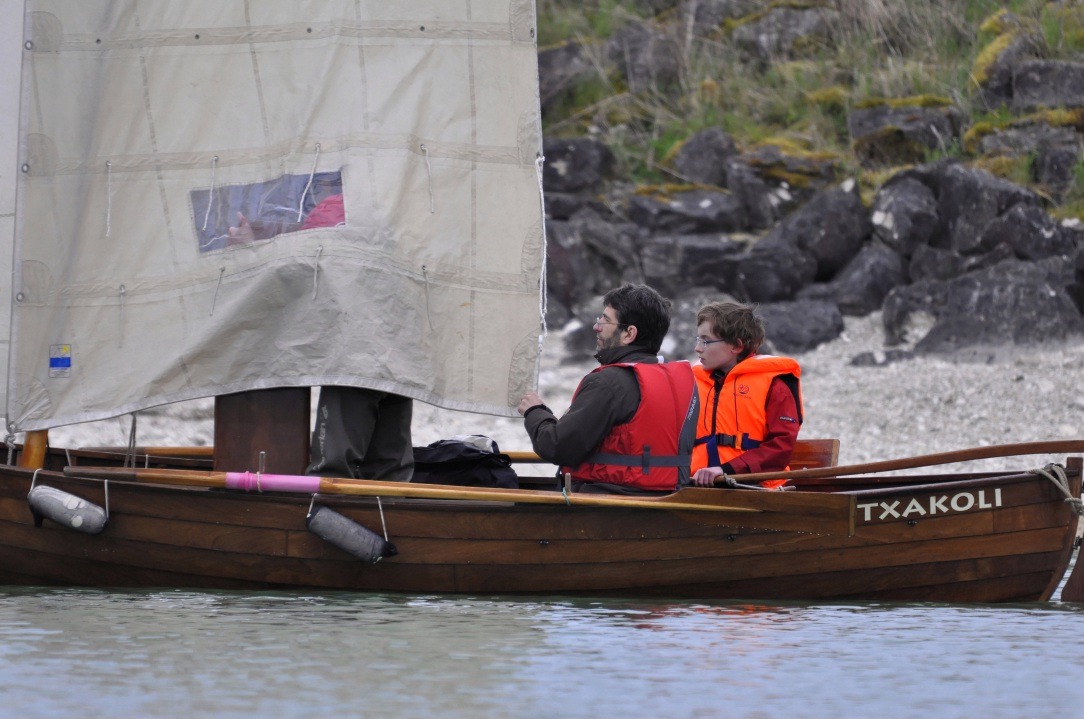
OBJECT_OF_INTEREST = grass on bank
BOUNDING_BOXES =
[536,0,1084,215]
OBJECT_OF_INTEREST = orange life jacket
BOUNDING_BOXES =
[691,356,803,485]
[562,361,698,491]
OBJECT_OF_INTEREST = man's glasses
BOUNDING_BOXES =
[593,316,628,328]
[694,336,729,347]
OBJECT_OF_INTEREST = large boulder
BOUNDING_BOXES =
[544,208,646,315]
[1034,140,1083,201]
[798,241,906,316]
[933,163,1040,254]
[777,182,871,280]
[734,232,817,302]
[544,192,596,221]
[628,188,747,233]
[572,207,647,295]
[975,122,1083,201]
[849,103,964,166]
[907,241,1019,284]
[881,278,951,346]
[606,22,682,93]
[976,123,1079,157]
[537,42,594,117]
[640,233,747,298]
[978,203,1079,261]
[1012,60,1084,111]
[731,5,838,64]
[1071,231,1084,315]
[908,244,963,283]
[544,220,594,315]
[756,300,844,353]
[542,137,615,194]
[670,127,738,186]
[870,176,938,257]
[682,0,760,38]
[735,143,839,203]
[880,159,954,198]
[972,24,1043,108]
[884,258,1084,353]
[725,158,784,230]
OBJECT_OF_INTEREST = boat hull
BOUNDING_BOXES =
[0,461,1079,602]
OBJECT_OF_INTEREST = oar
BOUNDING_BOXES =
[721,440,1084,486]
[61,466,760,514]
[505,451,548,462]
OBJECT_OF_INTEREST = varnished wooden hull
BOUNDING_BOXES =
[0,459,1079,602]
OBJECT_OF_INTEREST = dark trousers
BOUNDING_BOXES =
[306,386,414,481]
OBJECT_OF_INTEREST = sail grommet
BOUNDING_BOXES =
[306,504,397,563]
[27,484,108,535]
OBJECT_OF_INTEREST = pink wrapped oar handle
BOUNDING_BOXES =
[224,472,323,493]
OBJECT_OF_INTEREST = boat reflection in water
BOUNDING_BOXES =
[0,588,1080,718]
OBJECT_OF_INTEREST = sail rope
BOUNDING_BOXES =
[312,246,323,300]
[123,413,138,469]
[421,144,435,213]
[118,285,126,348]
[105,161,113,237]
[421,265,435,330]
[202,155,219,231]
[377,497,389,541]
[210,266,225,316]
[1035,463,1083,516]
[535,153,548,343]
[297,143,321,222]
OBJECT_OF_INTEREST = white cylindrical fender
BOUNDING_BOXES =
[306,505,396,563]
[28,485,108,535]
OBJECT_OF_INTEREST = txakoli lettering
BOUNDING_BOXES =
[856,489,1002,522]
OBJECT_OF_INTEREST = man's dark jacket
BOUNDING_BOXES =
[523,344,658,469]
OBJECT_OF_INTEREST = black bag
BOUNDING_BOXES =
[411,435,519,489]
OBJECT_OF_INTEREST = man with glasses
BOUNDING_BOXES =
[517,283,698,494]
[690,301,803,489]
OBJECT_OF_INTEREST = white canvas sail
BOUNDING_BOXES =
[8,0,546,432]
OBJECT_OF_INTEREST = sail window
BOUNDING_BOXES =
[191,170,343,252]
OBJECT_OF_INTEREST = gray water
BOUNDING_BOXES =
[0,585,1081,719]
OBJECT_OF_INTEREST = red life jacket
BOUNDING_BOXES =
[301,194,345,230]
[691,356,803,481]
[562,361,698,491]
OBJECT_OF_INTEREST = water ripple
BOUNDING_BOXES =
[0,589,1080,719]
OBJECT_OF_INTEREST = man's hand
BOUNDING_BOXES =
[227,212,256,246]
[517,391,544,416]
[691,466,724,487]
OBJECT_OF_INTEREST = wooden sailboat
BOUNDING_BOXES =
[1,2,1081,602]
[0,438,1080,600]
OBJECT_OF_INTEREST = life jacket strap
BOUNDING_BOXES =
[693,433,761,468]
[693,433,761,450]
[586,445,692,475]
